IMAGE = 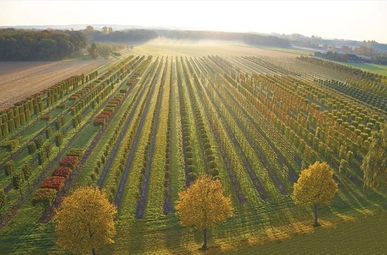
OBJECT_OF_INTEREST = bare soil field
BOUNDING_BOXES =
[0,59,109,110]
[132,38,298,58]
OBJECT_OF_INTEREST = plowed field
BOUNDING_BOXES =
[0,59,109,110]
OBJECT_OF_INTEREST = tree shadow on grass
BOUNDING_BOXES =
[100,217,146,255]
[0,206,57,254]
[165,221,197,254]
[123,219,146,254]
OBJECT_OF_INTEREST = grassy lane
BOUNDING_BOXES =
[136,57,167,218]
[216,210,387,254]
[99,61,154,196]
[111,58,164,252]
[176,58,190,187]
[177,58,205,178]
[188,57,245,205]
[168,56,185,211]
[181,58,210,175]
[342,62,387,76]
[145,57,170,217]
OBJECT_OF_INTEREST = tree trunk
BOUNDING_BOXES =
[313,204,320,227]
[92,247,96,255]
[202,228,207,250]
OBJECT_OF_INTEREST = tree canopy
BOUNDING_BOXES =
[88,43,99,59]
[54,186,117,254]
[361,124,387,190]
[175,175,233,249]
[292,161,338,226]
[0,28,86,60]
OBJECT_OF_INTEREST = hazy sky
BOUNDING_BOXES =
[1,0,386,43]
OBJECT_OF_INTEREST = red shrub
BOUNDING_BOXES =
[69,93,80,100]
[110,99,121,105]
[60,156,79,170]
[52,167,72,178]
[99,114,110,120]
[101,110,112,117]
[93,118,105,126]
[41,176,65,191]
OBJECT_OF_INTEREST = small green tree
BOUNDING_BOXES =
[55,132,63,147]
[1,139,19,159]
[12,172,24,197]
[27,142,37,154]
[361,124,387,190]
[347,150,354,164]
[88,43,99,59]
[35,135,44,149]
[38,149,47,166]
[21,163,32,187]
[339,144,347,159]
[4,160,15,177]
[46,127,52,139]
[339,159,349,174]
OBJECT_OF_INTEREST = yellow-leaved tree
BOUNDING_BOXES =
[54,186,117,255]
[292,161,338,226]
[175,175,233,250]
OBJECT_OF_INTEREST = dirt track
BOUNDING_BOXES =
[0,59,108,110]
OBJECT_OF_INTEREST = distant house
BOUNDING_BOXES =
[314,51,365,63]
[346,54,361,62]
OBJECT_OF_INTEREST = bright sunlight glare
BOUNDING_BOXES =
[0,1,386,43]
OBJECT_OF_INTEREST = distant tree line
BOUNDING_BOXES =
[290,34,387,53]
[0,27,291,61]
[0,28,86,60]
[371,54,387,65]
[83,26,157,45]
[84,26,291,52]
[157,30,290,47]
[315,51,352,62]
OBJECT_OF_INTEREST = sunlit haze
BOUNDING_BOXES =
[1,0,386,43]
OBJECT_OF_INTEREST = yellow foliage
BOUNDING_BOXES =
[54,186,117,254]
[175,175,233,231]
[292,161,338,206]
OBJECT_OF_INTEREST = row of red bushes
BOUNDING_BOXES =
[93,95,124,126]
[33,150,83,206]
[69,85,92,100]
